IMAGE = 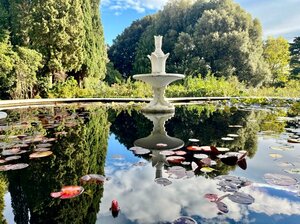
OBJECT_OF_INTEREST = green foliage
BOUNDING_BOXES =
[104,62,123,85]
[166,74,246,97]
[111,0,270,86]
[0,0,107,98]
[80,0,107,81]
[0,34,15,98]
[263,37,291,86]
[48,77,80,98]
[108,15,153,77]
[0,174,7,224]
[11,46,43,99]
[290,36,300,80]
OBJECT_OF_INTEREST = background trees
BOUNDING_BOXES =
[290,37,300,80]
[263,37,290,86]
[109,0,271,86]
[0,0,107,99]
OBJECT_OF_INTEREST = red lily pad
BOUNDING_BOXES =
[187,146,201,151]
[51,186,84,199]
[166,156,185,164]
[204,193,218,202]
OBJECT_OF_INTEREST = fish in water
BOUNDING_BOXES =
[110,199,120,218]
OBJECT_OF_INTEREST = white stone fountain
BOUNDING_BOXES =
[133,36,185,113]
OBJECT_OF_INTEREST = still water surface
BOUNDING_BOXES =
[0,103,299,224]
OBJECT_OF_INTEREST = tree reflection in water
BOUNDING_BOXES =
[5,107,110,224]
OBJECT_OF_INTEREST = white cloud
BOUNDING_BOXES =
[98,163,300,223]
[235,0,300,41]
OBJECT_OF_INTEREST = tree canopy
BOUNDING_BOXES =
[263,37,290,86]
[109,0,271,86]
[290,37,300,80]
[0,0,107,99]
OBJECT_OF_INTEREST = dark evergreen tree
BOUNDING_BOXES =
[290,37,300,80]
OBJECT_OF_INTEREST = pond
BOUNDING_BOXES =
[0,101,299,224]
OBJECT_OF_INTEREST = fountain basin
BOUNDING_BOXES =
[133,74,185,88]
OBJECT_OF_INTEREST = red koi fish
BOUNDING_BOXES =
[110,199,120,218]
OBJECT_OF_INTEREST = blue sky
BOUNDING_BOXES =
[101,0,300,45]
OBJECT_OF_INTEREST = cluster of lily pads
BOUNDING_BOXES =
[0,109,86,171]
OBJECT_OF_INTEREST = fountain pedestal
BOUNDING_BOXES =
[133,36,185,113]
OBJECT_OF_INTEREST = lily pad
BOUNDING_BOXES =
[34,147,51,152]
[194,154,208,159]
[228,192,254,205]
[200,167,215,173]
[227,134,239,138]
[166,156,185,164]
[159,150,175,156]
[216,201,229,213]
[288,138,300,143]
[270,146,294,151]
[284,168,300,175]
[264,173,297,186]
[221,137,234,141]
[173,216,197,224]
[188,138,199,143]
[80,174,106,184]
[228,125,243,128]
[187,146,201,151]
[0,112,7,119]
[174,150,187,156]
[204,193,218,202]
[29,151,53,159]
[5,155,21,161]
[269,153,283,159]
[0,163,29,171]
[36,143,52,148]
[51,186,84,199]
[155,177,172,186]
[133,148,150,155]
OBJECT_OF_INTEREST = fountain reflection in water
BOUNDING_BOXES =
[133,36,185,113]
[134,112,184,179]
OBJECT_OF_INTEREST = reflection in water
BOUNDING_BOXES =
[0,103,299,223]
[2,107,110,224]
[134,112,184,151]
[134,112,184,179]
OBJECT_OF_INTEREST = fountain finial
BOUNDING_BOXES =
[147,36,170,74]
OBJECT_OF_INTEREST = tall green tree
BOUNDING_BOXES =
[30,0,85,81]
[79,0,107,85]
[290,36,300,80]
[263,36,291,86]
[108,15,153,77]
